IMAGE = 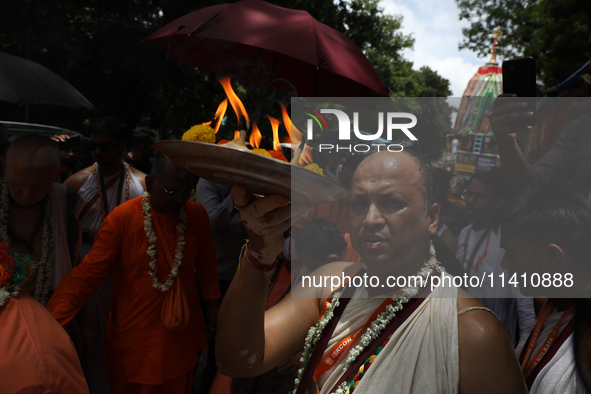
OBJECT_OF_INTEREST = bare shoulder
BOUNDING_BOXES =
[63,166,93,192]
[130,167,147,190]
[457,289,527,394]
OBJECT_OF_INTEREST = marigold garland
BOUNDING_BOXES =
[304,163,324,175]
[182,124,216,144]
[251,148,272,157]
[141,192,186,292]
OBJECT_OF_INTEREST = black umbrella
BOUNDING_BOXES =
[0,51,93,109]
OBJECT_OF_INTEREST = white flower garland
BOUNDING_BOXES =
[294,243,442,393]
[0,285,20,308]
[141,192,186,292]
[0,180,54,305]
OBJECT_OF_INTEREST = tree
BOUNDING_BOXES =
[0,0,451,147]
[457,0,591,90]
[415,67,454,160]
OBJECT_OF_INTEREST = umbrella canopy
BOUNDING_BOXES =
[0,51,93,109]
[146,0,388,97]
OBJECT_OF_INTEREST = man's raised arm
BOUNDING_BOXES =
[489,94,539,191]
[215,185,319,377]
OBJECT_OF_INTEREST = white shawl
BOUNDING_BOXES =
[318,274,459,394]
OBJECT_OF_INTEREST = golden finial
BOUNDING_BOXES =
[489,29,503,65]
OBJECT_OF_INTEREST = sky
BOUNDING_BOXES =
[381,0,488,97]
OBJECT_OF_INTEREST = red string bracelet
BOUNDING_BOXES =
[240,241,279,272]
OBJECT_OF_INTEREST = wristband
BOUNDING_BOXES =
[240,241,279,272]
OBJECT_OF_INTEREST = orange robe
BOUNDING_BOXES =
[1,291,89,394]
[47,197,221,385]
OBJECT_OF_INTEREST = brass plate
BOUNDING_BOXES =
[155,140,349,203]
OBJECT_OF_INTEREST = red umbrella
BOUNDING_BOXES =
[145,0,388,97]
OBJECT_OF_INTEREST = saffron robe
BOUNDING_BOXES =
[74,164,144,391]
[47,197,221,385]
[1,291,89,394]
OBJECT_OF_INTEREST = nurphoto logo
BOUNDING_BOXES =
[305,108,418,153]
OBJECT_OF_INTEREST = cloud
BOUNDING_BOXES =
[380,0,488,97]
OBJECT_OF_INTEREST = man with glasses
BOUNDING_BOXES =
[62,115,146,392]
[456,171,534,346]
[48,157,220,393]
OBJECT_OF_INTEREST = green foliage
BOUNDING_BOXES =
[415,67,454,160]
[0,0,452,159]
[457,0,591,90]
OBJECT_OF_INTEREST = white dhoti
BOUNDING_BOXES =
[319,275,459,394]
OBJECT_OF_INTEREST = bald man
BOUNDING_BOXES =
[218,149,527,394]
[0,134,79,305]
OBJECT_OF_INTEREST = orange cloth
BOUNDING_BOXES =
[341,233,362,263]
[109,369,193,394]
[47,197,221,385]
[265,262,292,309]
[0,291,89,394]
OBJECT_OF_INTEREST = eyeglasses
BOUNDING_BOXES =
[461,189,492,202]
[155,178,195,199]
[89,141,120,153]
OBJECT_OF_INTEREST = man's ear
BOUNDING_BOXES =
[541,243,566,272]
[427,202,440,236]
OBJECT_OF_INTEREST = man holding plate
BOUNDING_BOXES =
[217,147,527,393]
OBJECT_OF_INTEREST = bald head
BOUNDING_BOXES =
[150,156,194,183]
[3,135,61,207]
[6,135,61,172]
[146,156,196,214]
[353,150,436,216]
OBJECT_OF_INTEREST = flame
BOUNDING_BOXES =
[233,130,240,140]
[301,145,314,165]
[219,77,249,129]
[280,103,303,143]
[211,98,228,134]
[249,122,262,149]
[267,115,281,151]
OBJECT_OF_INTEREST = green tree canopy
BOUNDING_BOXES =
[0,0,452,153]
[457,0,591,91]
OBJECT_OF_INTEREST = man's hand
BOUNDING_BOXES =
[230,185,291,265]
[50,134,70,143]
[489,93,534,145]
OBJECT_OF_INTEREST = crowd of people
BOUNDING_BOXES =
[0,93,590,394]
